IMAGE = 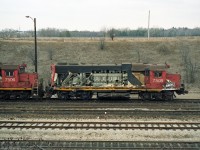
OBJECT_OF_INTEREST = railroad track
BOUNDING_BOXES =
[1,98,200,102]
[0,100,199,112]
[0,99,200,109]
[0,140,200,149]
[1,103,200,110]
[0,108,200,117]
[0,120,200,131]
[0,100,199,118]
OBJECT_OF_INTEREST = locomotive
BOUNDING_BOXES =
[0,63,42,100]
[0,62,187,100]
[48,63,187,100]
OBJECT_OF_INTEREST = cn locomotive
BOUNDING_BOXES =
[47,63,187,100]
[0,63,43,100]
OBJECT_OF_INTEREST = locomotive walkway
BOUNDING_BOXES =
[0,120,200,131]
[0,140,199,149]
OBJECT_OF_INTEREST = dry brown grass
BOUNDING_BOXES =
[0,37,200,89]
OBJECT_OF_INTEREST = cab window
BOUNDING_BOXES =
[145,69,150,76]
[5,70,14,77]
[19,67,25,73]
[154,71,162,78]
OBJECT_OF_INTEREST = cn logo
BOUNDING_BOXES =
[5,78,15,82]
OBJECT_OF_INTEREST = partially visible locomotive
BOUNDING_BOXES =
[0,63,42,100]
[48,63,187,100]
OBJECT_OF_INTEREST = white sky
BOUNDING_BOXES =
[0,0,199,31]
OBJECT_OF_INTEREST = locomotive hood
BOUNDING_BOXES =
[131,63,170,71]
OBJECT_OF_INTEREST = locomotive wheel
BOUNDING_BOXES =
[58,92,70,100]
[0,92,5,100]
[140,92,174,101]
[3,94,10,100]
[80,92,92,100]
[19,92,30,100]
[139,92,151,100]
[162,91,174,100]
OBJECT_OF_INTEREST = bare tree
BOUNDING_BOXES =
[99,27,107,50]
[47,48,53,60]
[108,28,115,41]
[99,38,105,50]
[157,43,171,55]
[100,27,107,38]
[180,47,198,83]
[136,49,140,63]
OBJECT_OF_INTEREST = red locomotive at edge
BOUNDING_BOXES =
[0,63,41,99]
[0,63,187,100]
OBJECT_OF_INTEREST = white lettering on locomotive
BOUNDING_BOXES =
[153,79,163,83]
[5,78,15,82]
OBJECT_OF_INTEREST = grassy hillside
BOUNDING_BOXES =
[0,37,200,90]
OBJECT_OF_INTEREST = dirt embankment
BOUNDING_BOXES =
[0,37,200,91]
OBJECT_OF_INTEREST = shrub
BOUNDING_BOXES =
[157,43,171,55]
[48,48,53,60]
[99,38,105,50]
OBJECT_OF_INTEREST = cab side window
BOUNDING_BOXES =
[154,71,162,78]
[5,70,14,77]
[145,69,150,76]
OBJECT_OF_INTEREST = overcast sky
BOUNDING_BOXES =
[0,0,199,31]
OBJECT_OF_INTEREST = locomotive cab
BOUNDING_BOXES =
[1,65,19,87]
[145,69,167,89]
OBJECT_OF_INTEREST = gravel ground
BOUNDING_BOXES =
[0,118,200,141]
[177,93,200,99]
[1,128,200,141]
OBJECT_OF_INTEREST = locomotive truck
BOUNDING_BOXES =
[47,63,187,100]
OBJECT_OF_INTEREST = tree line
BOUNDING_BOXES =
[0,27,200,39]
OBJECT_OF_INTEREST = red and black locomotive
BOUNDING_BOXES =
[48,63,187,100]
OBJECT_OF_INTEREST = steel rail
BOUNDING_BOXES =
[0,102,199,109]
[0,109,200,116]
[0,121,200,130]
[0,98,200,103]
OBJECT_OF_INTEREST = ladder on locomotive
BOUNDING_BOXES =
[32,79,39,98]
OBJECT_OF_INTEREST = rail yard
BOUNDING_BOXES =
[0,98,200,149]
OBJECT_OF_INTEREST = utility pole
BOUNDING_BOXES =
[148,10,150,40]
[33,18,37,73]
[26,16,37,73]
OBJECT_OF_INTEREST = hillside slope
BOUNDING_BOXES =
[0,37,200,90]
